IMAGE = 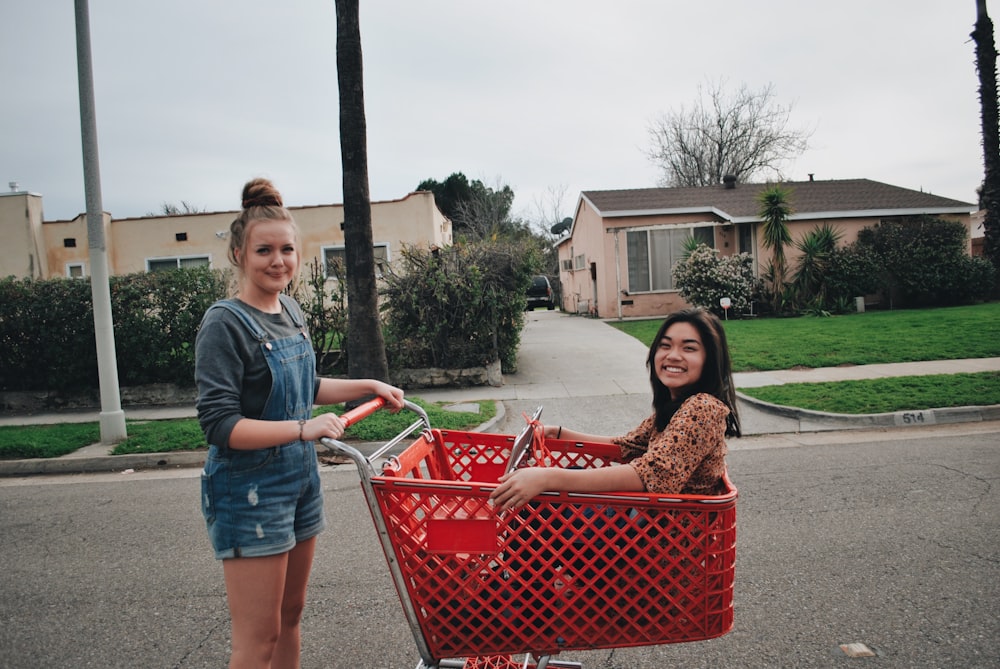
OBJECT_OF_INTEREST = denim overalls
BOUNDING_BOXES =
[200,295,326,559]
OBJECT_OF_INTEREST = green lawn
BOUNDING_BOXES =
[609,302,1000,413]
[608,302,1000,372]
[0,423,101,459]
[742,372,1000,414]
[0,397,496,460]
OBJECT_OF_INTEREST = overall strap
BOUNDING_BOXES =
[206,299,269,343]
[277,293,306,330]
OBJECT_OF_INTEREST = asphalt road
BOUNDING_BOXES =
[0,421,997,668]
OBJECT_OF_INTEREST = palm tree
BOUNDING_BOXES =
[973,0,1000,279]
[757,185,793,312]
[336,0,390,384]
[790,223,842,310]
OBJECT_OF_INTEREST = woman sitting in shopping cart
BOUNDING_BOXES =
[491,308,740,511]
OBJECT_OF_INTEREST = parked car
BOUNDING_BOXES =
[526,275,556,310]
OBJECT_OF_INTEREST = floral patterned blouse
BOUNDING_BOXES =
[612,393,729,495]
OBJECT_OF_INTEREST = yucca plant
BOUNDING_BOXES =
[790,223,843,310]
[757,185,793,312]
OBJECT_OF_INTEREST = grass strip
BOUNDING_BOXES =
[739,372,1000,414]
[609,302,1000,372]
[0,397,496,460]
[0,423,102,459]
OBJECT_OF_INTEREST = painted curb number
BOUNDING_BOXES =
[894,410,935,426]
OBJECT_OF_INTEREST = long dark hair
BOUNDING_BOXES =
[646,308,741,437]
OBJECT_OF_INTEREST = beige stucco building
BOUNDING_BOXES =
[558,178,978,319]
[0,188,451,281]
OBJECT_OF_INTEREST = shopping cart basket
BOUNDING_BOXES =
[326,399,737,669]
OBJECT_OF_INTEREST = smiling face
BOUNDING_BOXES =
[235,218,299,310]
[652,321,706,400]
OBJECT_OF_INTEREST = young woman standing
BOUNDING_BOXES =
[195,178,404,668]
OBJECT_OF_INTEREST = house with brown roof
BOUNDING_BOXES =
[556,177,978,319]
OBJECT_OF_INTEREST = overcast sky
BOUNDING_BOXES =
[1,1,993,223]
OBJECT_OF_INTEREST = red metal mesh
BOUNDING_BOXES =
[461,655,532,669]
[375,429,737,662]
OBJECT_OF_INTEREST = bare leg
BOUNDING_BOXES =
[223,551,289,669]
[272,537,317,669]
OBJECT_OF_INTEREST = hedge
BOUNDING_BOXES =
[0,238,542,393]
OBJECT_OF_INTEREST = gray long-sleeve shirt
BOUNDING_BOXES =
[194,298,319,448]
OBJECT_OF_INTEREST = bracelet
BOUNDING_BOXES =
[556,425,562,439]
[298,419,306,441]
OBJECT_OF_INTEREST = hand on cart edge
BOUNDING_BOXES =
[490,463,646,511]
[490,467,552,511]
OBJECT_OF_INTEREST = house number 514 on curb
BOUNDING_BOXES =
[895,410,934,426]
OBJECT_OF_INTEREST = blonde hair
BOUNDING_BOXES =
[227,178,301,293]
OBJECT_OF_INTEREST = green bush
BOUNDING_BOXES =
[1,241,542,394]
[855,216,996,307]
[381,241,541,373]
[0,276,97,392]
[293,258,348,376]
[111,267,229,386]
[672,244,760,317]
[0,268,228,393]
[823,244,882,310]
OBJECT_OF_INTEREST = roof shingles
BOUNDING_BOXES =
[582,179,976,221]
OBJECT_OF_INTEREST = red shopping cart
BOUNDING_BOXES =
[326,399,737,669]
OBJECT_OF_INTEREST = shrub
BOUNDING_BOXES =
[672,245,760,317]
[823,244,882,310]
[0,268,228,393]
[0,275,96,392]
[111,267,229,386]
[1,241,545,395]
[381,240,541,373]
[958,255,998,303]
[787,224,842,311]
[856,216,996,307]
[292,258,348,376]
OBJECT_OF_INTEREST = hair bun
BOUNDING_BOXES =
[241,178,283,209]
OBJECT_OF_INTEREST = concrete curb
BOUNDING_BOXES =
[736,391,1000,434]
[3,396,998,477]
[0,400,508,478]
[0,451,208,477]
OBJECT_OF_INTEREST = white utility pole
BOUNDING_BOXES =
[75,0,126,443]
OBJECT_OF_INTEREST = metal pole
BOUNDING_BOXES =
[75,0,126,443]
[613,228,622,320]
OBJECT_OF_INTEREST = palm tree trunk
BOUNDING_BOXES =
[335,0,390,383]
[973,0,1000,279]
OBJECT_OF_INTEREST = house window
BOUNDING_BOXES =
[147,255,210,272]
[323,244,390,278]
[63,238,77,248]
[738,223,754,254]
[626,225,714,292]
[573,253,586,270]
[175,232,188,242]
[66,263,85,278]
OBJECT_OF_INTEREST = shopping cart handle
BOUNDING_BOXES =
[340,397,387,428]
[320,399,431,477]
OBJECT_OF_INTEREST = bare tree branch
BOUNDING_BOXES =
[647,79,813,187]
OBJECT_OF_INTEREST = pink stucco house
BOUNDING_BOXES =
[556,177,977,319]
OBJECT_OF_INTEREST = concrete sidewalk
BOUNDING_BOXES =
[1,310,998,475]
[733,357,1000,388]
